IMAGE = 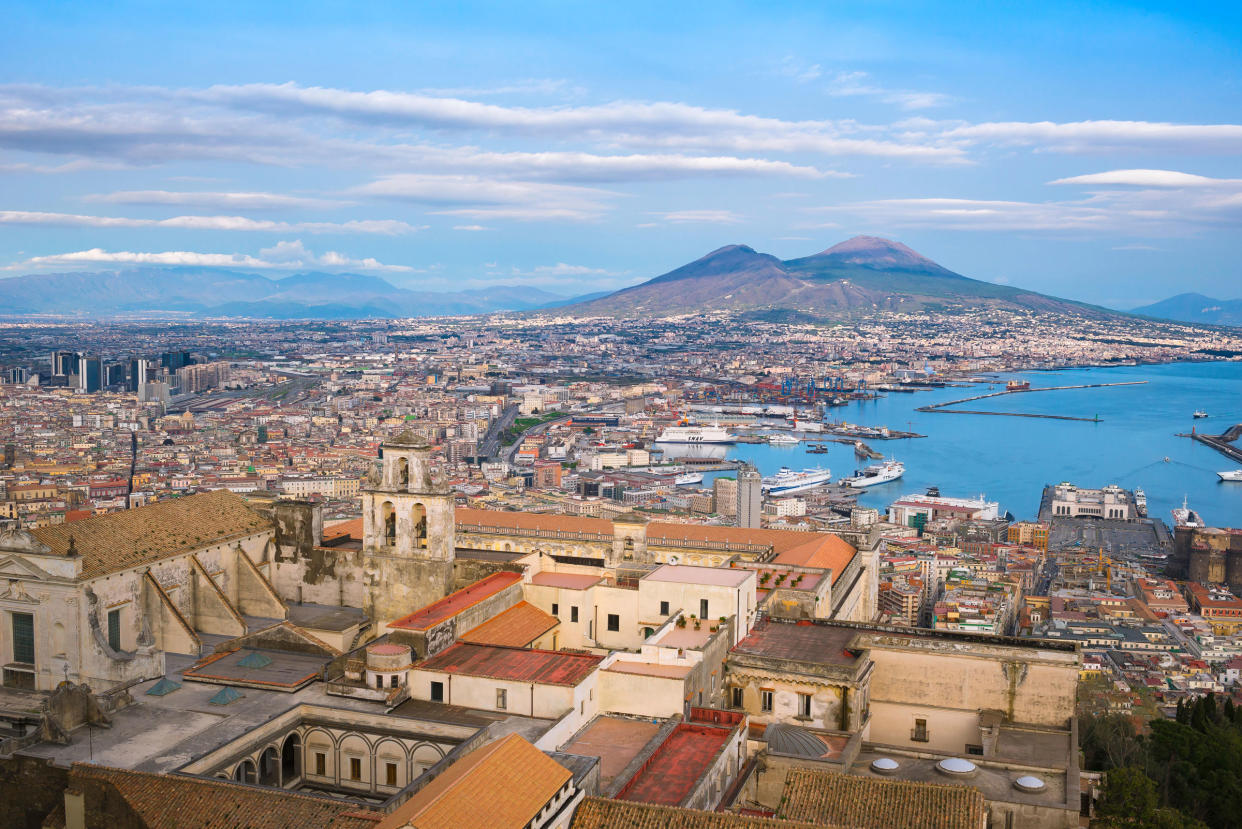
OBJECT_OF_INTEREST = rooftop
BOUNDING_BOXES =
[389,571,521,631]
[644,563,752,587]
[530,571,602,590]
[416,642,603,687]
[570,798,824,829]
[458,600,559,648]
[562,715,666,793]
[616,723,735,806]
[182,647,329,691]
[731,618,861,667]
[782,767,986,829]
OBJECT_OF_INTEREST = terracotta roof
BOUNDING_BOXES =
[570,798,824,829]
[456,506,614,535]
[377,733,570,829]
[617,723,736,806]
[322,517,364,542]
[30,490,272,579]
[780,768,986,829]
[731,618,861,667]
[416,642,602,686]
[65,763,383,829]
[459,601,559,647]
[389,572,521,631]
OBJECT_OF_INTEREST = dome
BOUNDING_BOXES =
[870,757,900,775]
[937,757,977,776]
[1014,775,1046,793]
[765,723,829,759]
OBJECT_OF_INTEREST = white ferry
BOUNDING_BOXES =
[655,424,736,444]
[768,434,800,445]
[761,466,832,496]
[1219,470,1242,482]
[674,472,704,486]
[841,459,905,489]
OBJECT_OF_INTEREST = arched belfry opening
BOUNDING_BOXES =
[382,501,396,546]
[397,456,409,489]
[411,503,428,548]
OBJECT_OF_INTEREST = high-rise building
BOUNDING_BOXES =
[160,351,192,372]
[127,358,151,392]
[737,465,762,529]
[50,350,77,377]
[77,355,103,393]
[713,476,738,517]
[104,362,126,388]
[6,366,28,385]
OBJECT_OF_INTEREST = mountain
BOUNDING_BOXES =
[1131,293,1242,327]
[0,268,571,319]
[566,235,1112,319]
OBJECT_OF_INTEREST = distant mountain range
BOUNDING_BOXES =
[562,236,1113,320]
[0,268,589,318]
[1130,293,1242,327]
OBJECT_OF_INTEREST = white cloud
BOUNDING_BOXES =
[14,240,411,272]
[0,210,420,234]
[655,210,744,224]
[86,190,343,209]
[943,120,1242,153]
[1049,169,1242,188]
[826,71,951,110]
[356,173,616,221]
[453,224,490,231]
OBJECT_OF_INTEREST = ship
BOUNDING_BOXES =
[1172,496,1204,528]
[1219,469,1242,482]
[1134,488,1147,517]
[761,466,832,496]
[768,434,800,445]
[840,459,905,489]
[674,472,704,486]
[1006,380,1031,391]
[1193,410,1209,419]
[655,424,735,444]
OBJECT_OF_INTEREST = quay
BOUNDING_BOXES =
[1177,424,1242,463]
[915,380,1147,419]
[922,409,1102,422]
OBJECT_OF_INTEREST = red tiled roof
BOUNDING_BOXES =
[416,642,602,686]
[459,601,559,648]
[390,572,521,631]
[616,723,735,806]
[731,618,861,667]
[456,506,614,535]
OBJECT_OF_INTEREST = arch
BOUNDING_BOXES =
[503,542,512,552]
[382,501,396,546]
[339,733,372,785]
[374,738,408,788]
[302,728,336,778]
[259,745,280,786]
[52,622,67,657]
[643,627,655,639]
[281,732,302,781]
[411,503,428,548]
[411,742,445,777]
[235,759,257,784]
[397,456,410,488]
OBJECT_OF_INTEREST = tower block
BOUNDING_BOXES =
[362,432,456,626]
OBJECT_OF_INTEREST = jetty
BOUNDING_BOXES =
[915,380,1146,421]
[1177,424,1242,463]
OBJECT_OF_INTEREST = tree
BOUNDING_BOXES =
[1098,767,1158,823]
[256,425,268,444]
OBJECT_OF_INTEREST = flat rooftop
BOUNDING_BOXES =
[529,571,602,590]
[286,602,368,633]
[182,648,329,691]
[644,564,752,587]
[731,618,861,667]
[616,723,734,806]
[562,716,666,794]
[416,642,603,686]
[604,661,693,679]
[389,571,521,631]
[652,625,713,649]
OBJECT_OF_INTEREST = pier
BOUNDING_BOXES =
[1177,424,1242,463]
[915,380,1147,421]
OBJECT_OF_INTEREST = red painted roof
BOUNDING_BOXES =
[731,618,861,667]
[415,642,602,686]
[390,572,521,631]
[616,723,734,806]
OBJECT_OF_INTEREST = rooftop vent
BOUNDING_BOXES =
[870,757,900,775]
[937,757,978,777]
[1014,775,1046,793]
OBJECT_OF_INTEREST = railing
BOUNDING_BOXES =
[457,523,613,543]
[648,536,772,554]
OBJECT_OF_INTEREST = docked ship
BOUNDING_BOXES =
[1172,496,1205,528]
[761,466,832,496]
[674,472,704,486]
[840,459,905,488]
[768,434,800,445]
[1219,469,1242,482]
[655,425,735,444]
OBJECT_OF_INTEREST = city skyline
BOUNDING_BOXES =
[3,1,1241,308]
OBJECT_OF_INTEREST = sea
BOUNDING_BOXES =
[676,361,1242,526]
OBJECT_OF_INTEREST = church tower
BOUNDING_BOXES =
[362,432,455,626]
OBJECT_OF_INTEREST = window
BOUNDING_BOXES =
[912,718,929,742]
[760,689,773,712]
[375,675,384,689]
[315,753,326,776]
[659,600,670,616]
[12,612,34,664]
[966,744,984,756]
[349,757,362,781]
[607,613,620,632]
[552,603,559,616]
[570,606,579,623]
[430,681,444,702]
[700,599,709,618]
[798,693,812,718]
[107,609,122,652]
[496,688,507,709]
[390,675,400,688]
[731,687,743,708]
[386,762,398,786]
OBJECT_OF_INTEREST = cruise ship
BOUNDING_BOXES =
[761,467,832,496]
[841,459,905,488]
[655,425,735,444]
[1219,469,1242,482]
[1172,496,1205,528]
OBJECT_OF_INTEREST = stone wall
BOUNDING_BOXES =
[0,755,69,829]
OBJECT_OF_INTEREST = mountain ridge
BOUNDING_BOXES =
[1130,293,1242,327]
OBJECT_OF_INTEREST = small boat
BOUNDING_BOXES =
[1193,410,1209,419]
[768,434,799,445]
[1219,470,1242,482]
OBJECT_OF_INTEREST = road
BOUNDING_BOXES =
[498,413,573,464]
[478,404,518,460]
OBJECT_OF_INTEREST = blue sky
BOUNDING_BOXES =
[2,1,1240,306]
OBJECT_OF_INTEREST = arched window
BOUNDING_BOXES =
[397,457,409,488]
[411,503,428,548]
[260,746,280,786]
[282,733,302,781]
[382,501,396,545]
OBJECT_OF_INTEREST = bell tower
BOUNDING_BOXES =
[362,431,455,625]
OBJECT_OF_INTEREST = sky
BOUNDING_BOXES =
[1,1,1240,308]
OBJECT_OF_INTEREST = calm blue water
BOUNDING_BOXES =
[693,362,1242,525]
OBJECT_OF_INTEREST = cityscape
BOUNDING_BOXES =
[3,3,1242,829]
